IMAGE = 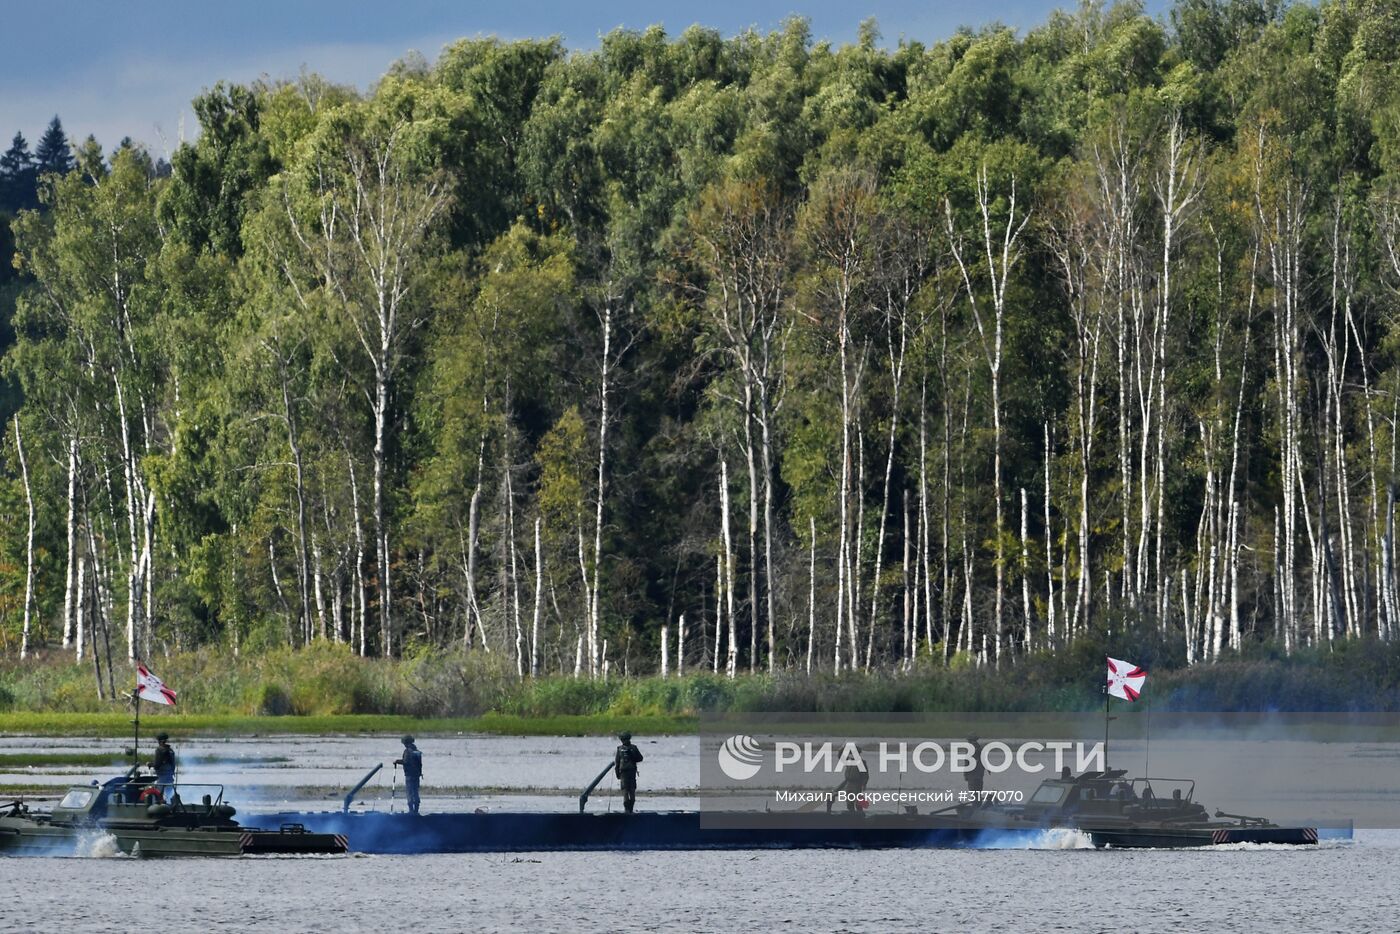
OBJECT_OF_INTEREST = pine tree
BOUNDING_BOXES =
[0,131,36,212]
[34,116,75,178]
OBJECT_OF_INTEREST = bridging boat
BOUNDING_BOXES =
[252,762,1340,854]
[937,768,1331,848]
[0,769,349,857]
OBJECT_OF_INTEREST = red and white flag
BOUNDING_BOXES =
[1106,656,1146,702]
[136,663,177,706]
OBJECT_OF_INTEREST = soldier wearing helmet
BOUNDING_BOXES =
[394,735,424,815]
[150,732,177,800]
[614,731,644,814]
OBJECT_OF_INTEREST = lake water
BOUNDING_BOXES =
[1,733,1395,932]
[1,835,1393,932]
[0,733,701,812]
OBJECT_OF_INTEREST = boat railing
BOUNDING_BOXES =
[103,772,228,808]
[1130,777,1195,804]
[167,783,227,807]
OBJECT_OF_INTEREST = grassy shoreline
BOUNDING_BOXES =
[6,639,1400,727]
[0,712,696,738]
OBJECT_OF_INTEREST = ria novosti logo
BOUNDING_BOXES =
[717,734,764,780]
[714,735,1105,782]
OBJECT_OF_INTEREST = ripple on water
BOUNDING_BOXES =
[3,840,1396,933]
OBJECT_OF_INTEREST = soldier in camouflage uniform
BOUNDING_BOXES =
[614,732,644,814]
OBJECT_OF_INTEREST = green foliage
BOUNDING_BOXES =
[6,639,1400,717]
[160,83,276,255]
[5,2,1400,693]
[251,681,293,716]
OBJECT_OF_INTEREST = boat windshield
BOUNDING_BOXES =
[58,789,94,809]
[1030,783,1067,805]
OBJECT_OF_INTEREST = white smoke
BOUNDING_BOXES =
[74,831,128,858]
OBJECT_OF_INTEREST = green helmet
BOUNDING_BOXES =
[156,732,169,742]
[618,731,632,742]
[401,735,415,746]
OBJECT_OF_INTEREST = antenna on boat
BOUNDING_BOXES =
[1143,685,1152,785]
[1102,688,1116,769]
[131,684,141,774]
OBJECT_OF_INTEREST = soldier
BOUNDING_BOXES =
[150,732,177,800]
[614,731,644,814]
[394,735,423,816]
[826,746,870,814]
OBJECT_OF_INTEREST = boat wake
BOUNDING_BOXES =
[972,828,1094,850]
[1203,839,1350,852]
[74,832,128,858]
[1030,828,1095,850]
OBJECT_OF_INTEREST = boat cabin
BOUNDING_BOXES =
[48,773,236,827]
[1019,770,1209,824]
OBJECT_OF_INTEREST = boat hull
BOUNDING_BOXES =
[1086,825,1320,848]
[260,810,1332,854]
[262,810,1011,853]
[0,817,348,857]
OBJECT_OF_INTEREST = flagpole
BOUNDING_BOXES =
[1103,688,1110,770]
[132,682,140,774]
[1144,686,1151,781]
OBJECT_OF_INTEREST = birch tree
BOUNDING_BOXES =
[796,168,878,672]
[945,162,1030,665]
[687,178,792,672]
[281,89,452,656]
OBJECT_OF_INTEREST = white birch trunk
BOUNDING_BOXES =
[865,312,908,669]
[463,446,484,647]
[1043,424,1056,644]
[15,419,35,660]
[506,467,524,679]
[589,306,613,677]
[713,553,724,675]
[62,433,79,650]
[677,613,686,676]
[532,516,543,677]
[312,535,327,640]
[744,396,759,673]
[75,549,87,663]
[1020,488,1032,650]
[348,454,368,657]
[902,489,912,669]
[807,516,817,674]
[946,172,1028,665]
[721,458,738,679]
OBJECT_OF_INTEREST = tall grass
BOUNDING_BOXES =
[3,638,1400,720]
[0,711,694,737]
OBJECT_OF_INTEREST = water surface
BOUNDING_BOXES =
[2,835,1391,933]
[1,732,1391,932]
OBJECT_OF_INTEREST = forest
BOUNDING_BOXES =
[3,0,1400,693]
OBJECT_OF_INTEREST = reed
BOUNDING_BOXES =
[4,638,1399,726]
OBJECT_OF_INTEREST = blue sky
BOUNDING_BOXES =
[1,0,1168,156]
